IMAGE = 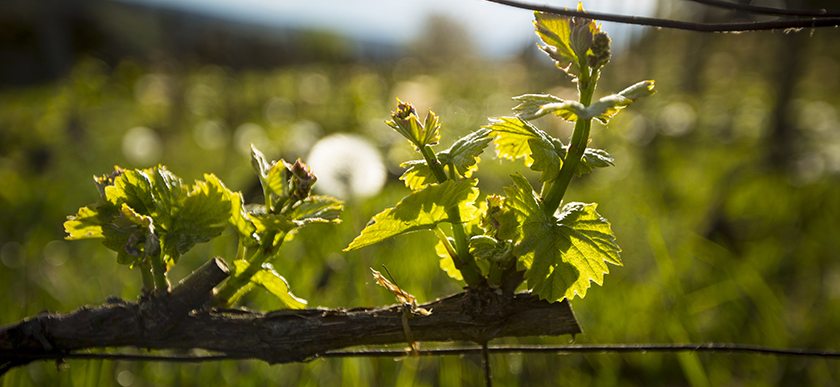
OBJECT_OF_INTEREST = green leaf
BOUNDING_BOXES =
[399,129,492,191]
[250,144,272,179]
[70,166,234,266]
[562,146,614,176]
[469,235,513,263]
[504,174,621,301]
[387,101,441,150]
[287,195,343,224]
[232,260,306,309]
[512,81,655,124]
[585,80,656,124]
[103,204,157,267]
[251,195,343,234]
[345,179,480,251]
[485,116,535,162]
[64,199,119,240]
[435,237,463,281]
[511,94,567,121]
[534,11,580,75]
[399,160,436,191]
[250,144,291,206]
[485,117,563,182]
[223,185,257,245]
[250,213,297,233]
[533,9,601,78]
[158,174,232,264]
[480,194,521,241]
[438,128,492,176]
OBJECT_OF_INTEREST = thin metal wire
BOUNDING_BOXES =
[485,0,840,32]
[4,343,839,364]
[685,0,840,17]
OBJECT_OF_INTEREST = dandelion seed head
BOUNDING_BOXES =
[306,134,386,200]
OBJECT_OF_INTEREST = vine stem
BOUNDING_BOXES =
[541,66,599,216]
[419,145,483,286]
[150,255,169,290]
[215,230,283,305]
[139,261,155,291]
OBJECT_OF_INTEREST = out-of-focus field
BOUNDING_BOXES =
[2,4,840,385]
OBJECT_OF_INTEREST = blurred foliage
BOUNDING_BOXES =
[3,7,840,386]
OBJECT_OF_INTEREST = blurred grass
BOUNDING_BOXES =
[3,14,840,386]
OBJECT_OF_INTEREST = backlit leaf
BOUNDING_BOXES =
[486,117,563,182]
[399,129,491,191]
[563,146,614,176]
[512,81,655,124]
[504,174,621,302]
[345,179,480,251]
[399,160,436,191]
[286,195,343,225]
[232,260,306,309]
[437,128,492,176]
[435,237,463,281]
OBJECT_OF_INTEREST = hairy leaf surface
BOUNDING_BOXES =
[513,81,656,124]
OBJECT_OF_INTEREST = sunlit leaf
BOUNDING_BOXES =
[103,204,157,267]
[250,213,297,233]
[286,195,343,225]
[469,235,512,263]
[585,80,657,124]
[387,100,441,150]
[67,166,235,266]
[564,146,614,176]
[511,94,567,121]
[435,237,463,281]
[534,11,579,75]
[399,129,491,191]
[513,81,656,124]
[399,160,436,191]
[232,260,306,309]
[505,174,621,302]
[345,179,480,251]
[485,117,563,182]
[64,200,118,240]
[158,174,232,263]
[437,128,492,176]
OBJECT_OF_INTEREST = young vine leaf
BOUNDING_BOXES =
[562,145,614,176]
[399,128,492,191]
[512,80,656,124]
[534,7,600,78]
[485,117,563,182]
[387,100,441,151]
[65,166,235,266]
[345,179,480,251]
[435,237,463,281]
[231,260,306,309]
[504,173,621,301]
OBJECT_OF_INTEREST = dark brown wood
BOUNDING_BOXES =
[0,259,580,372]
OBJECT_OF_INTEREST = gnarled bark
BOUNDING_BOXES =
[0,257,580,373]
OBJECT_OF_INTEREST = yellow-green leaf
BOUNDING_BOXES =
[345,179,480,251]
[505,174,621,302]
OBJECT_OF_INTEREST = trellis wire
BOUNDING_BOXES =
[4,343,840,365]
[485,0,840,31]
